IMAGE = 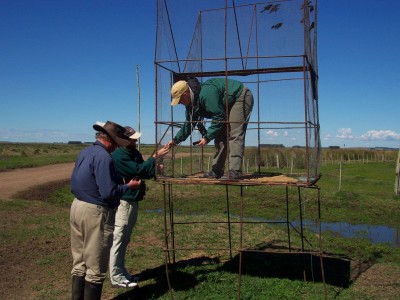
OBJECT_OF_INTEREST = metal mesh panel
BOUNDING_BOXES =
[155,0,320,184]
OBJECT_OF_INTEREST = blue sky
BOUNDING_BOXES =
[1,0,399,148]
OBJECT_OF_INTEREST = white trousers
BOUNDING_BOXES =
[109,200,139,284]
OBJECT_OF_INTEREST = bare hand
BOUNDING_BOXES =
[127,178,141,190]
[196,138,208,146]
[164,140,175,150]
[155,147,169,158]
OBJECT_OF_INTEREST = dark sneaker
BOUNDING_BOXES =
[202,170,222,179]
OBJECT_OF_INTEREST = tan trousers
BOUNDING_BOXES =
[212,86,254,174]
[70,198,116,284]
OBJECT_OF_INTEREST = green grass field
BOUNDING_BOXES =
[1,143,400,299]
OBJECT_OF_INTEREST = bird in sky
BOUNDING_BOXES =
[271,22,283,30]
[260,3,280,14]
[260,4,273,13]
[269,4,281,13]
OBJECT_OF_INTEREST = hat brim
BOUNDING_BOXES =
[171,97,180,106]
[93,124,105,132]
[93,124,130,147]
[129,132,142,139]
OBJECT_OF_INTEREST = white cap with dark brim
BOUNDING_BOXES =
[123,126,142,140]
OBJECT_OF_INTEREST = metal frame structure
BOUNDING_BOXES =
[153,0,324,298]
[161,179,324,298]
[154,0,320,183]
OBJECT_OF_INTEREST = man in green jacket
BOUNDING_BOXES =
[165,78,253,179]
[109,126,169,288]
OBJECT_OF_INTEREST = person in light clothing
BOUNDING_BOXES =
[109,126,169,288]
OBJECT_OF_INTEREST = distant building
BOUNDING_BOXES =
[260,144,285,148]
[68,141,82,145]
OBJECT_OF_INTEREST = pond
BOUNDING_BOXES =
[299,220,400,248]
[145,209,400,248]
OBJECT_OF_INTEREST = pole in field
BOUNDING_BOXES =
[395,147,400,195]
[136,65,141,151]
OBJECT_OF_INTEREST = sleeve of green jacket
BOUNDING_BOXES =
[112,148,156,180]
[173,109,201,144]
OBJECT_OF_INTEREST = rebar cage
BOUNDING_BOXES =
[154,0,320,185]
[154,2,329,297]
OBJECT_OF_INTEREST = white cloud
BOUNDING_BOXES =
[330,128,400,145]
[336,128,353,139]
[265,130,279,137]
[0,128,91,143]
[359,130,400,141]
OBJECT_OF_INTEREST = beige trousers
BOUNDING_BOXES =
[70,198,116,284]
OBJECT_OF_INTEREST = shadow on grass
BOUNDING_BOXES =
[222,251,352,288]
[211,242,353,287]
[112,249,353,299]
[112,257,215,300]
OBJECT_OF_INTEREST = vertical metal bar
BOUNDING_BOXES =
[169,183,176,264]
[162,181,170,263]
[237,185,244,300]
[136,64,141,151]
[232,0,245,69]
[154,0,160,165]
[298,186,305,251]
[226,184,233,258]
[302,0,310,183]
[224,0,231,176]
[316,186,327,299]
[285,185,291,251]
[317,186,322,248]
[164,250,174,300]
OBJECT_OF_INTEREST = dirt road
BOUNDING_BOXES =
[0,163,74,199]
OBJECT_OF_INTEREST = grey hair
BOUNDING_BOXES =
[95,131,112,142]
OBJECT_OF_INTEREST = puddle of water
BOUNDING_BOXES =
[259,217,400,248]
[144,208,163,214]
[302,220,400,248]
[145,209,400,248]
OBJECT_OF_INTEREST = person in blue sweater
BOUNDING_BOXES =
[109,126,169,288]
[70,121,142,300]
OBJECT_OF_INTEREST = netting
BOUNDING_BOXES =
[154,0,320,184]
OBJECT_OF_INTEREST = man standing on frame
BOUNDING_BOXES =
[165,78,254,179]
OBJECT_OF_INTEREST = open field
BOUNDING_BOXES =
[0,143,400,299]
